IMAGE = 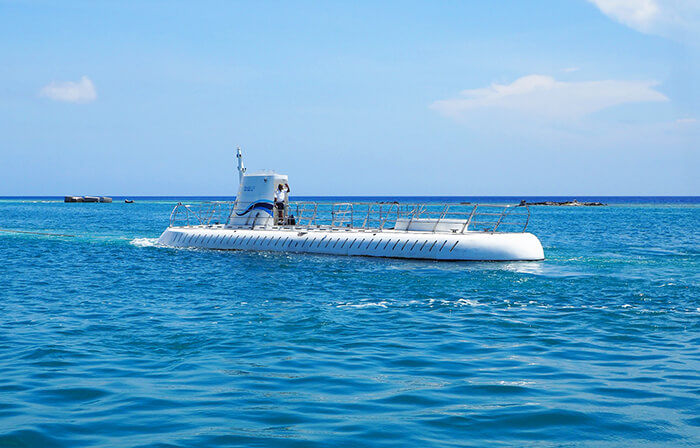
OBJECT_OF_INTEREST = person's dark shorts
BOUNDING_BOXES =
[275,202,285,211]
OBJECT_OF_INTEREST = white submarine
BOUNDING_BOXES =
[157,148,544,261]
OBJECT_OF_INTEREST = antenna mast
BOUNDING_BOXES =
[236,146,246,182]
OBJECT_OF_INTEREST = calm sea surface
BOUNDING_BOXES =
[1,197,698,447]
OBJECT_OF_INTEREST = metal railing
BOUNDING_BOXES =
[169,201,234,227]
[289,201,318,226]
[169,200,531,233]
[322,202,529,232]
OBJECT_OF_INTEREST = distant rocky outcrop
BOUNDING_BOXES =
[64,196,112,203]
[521,199,606,206]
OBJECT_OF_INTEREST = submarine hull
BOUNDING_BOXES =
[157,226,544,261]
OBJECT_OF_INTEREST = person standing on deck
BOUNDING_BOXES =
[274,183,290,224]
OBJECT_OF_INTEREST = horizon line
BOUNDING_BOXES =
[2,195,699,199]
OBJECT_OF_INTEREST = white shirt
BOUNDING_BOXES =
[275,187,287,203]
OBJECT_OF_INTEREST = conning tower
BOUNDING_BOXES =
[227,147,288,228]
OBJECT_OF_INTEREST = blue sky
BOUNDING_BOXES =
[1,0,698,196]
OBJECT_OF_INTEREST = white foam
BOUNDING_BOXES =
[337,301,389,309]
[499,380,535,386]
[130,237,159,248]
[454,298,483,307]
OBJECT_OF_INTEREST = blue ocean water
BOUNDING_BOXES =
[1,197,698,447]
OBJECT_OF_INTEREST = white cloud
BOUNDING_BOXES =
[430,74,668,120]
[39,76,97,103]
[588,0,700,44]
[588,0,660,31]
[676,117,698,124]
[562,67,580,73]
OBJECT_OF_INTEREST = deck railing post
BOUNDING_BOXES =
[432,204,448,232]
[493,205,507,232]
[522,205,530,232]
[462,205,478,233]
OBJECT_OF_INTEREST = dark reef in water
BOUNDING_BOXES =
[522,199,607,206]
[64,196,112,203]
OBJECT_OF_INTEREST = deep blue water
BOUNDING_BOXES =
[1,197,698,447]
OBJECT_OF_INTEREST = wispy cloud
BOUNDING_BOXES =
[430,74,667,121]
[676,117,698,124]
[588,0,700,45]
[562,67,580,73]
[39,76,97,103]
